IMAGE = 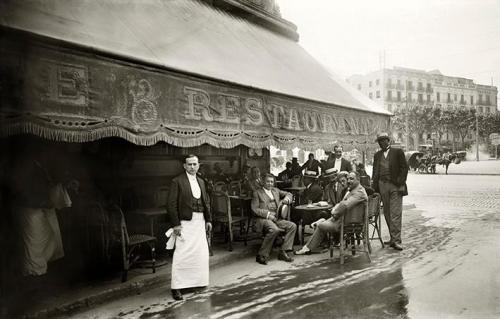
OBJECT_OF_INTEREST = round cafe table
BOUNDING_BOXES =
[292,203,333,245]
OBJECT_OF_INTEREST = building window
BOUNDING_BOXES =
[388,104,392,112]
[447,93,451,103]
[470,95,474,105]
[376,90,380,98]
[454,94,457,101]
[478,106,483,113]
[437,92,440,102]
[387,78,392,85]
[418,82,423,90]
[397,79,401,87]
[369,92,373,99]
[407,81,413,90]
[369,81,372,88]
[376,79,380,86]
[486,95,491,105]
[418,94,423,103]
[397,91,401,101]
[460,95,465,104]
[485,107,490,113]
[387,91,392,100]
[357,84,361,90]
[479,94,483,104]
[407,92,412,102]
[427,94,431,102]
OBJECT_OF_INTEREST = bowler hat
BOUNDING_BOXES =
[375,132,390,142]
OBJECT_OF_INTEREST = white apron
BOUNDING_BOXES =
[17,183,71,276]
[171,213,209,289]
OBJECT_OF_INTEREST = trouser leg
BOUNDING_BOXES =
[379,181,392,241]
[259,220,279,257]
[306,218,339,250]
[389,188,403,244]
[276,220,297,251]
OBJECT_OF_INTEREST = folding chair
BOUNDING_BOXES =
[367,193,384,249]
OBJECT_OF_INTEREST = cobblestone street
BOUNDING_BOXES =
[68,161,500,319]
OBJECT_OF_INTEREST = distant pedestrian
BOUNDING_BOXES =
[372,133,409,251]
[167,155,212,301]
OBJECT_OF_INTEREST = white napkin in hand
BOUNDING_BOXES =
[165,228,177,250]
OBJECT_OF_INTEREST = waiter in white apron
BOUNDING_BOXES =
[167,154,212,301]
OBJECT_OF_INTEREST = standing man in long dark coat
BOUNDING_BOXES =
[372,133,409,251]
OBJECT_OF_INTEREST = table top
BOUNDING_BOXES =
[128,207,167,217]
[284,186,306,192]
[294,203,333,211]
[228,195,252,200]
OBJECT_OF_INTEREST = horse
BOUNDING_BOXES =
[436,153,458,174]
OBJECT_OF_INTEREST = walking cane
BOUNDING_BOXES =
[206,229,213,256]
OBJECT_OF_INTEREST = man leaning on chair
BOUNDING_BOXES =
[251,173,297,265]
[294,171,368,255]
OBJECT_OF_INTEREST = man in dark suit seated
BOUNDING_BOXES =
[302,170,323,204]
[294,171,368,255]
[251,173,297,265]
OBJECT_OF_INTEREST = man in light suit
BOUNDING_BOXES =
[324,145,353,172]
[372,133,409,251]
[294,171,368,255]
[167,155,212,300]
[251,173,296,265]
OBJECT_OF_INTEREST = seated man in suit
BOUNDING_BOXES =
[302,170,323,204]
[294,171,368,255]
[251,173,297,265]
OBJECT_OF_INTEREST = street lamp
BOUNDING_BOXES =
[475,105,479,161]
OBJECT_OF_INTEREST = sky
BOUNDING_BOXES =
[278,0,500,98]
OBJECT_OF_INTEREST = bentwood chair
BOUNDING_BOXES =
[367,193,384,249]
[213,181,228,193]
[106,204,156,282]
[336,201,371,265]
[211,191,247,251]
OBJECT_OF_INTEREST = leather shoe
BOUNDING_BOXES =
[171,289,183,301]
[256,255,268,265]
[391,243,403,251]
[383,240,392,245]
[293,247,311,255]
[278,251,294,262]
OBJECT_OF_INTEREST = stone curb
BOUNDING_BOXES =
[24,243,260,319]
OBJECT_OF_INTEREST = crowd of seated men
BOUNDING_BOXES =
[199,145,373,265]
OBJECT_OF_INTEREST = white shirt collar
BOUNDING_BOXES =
[383,147,390,158]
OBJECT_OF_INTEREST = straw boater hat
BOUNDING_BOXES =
[322,167,338,178]
[304,170,319,179]
[376,132,390,142]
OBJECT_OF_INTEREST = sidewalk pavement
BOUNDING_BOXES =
[21,240,261,319]
[21,202,418,319]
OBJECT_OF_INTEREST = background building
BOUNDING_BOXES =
[348,67,498,150]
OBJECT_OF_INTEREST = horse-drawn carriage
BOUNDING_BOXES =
[405,151,462,174]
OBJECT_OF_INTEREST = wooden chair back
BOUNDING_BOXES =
[228,181,242,195]
[214,181,228,193]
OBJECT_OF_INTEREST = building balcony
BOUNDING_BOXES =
[386,83,395,89]
[426,87,433,93]
[417,86,425,92]
[395,84,405,90]
[407,85,415,91]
